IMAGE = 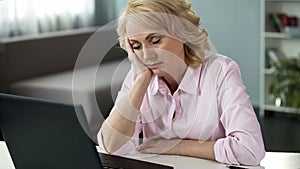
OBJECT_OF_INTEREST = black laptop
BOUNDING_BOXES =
[0,93,173,169]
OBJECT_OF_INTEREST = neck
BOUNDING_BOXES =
[163,76,179,94]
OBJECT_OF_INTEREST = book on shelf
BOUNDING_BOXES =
[269,13,283,32]
[269,13,299,33]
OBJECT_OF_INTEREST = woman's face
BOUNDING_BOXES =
[128,32,186,77]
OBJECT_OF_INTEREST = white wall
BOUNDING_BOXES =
[115,0,129,16]
[190,0,261,106]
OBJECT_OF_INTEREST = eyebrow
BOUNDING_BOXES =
[129,33,158,43]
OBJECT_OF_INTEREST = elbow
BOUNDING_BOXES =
[103,140,135,156]
[255,149,266,165]
[98,131,134,156]
[101,136,124,155]
[97,122,140,156]
[97,129,122,155]
[240,151,265,166]
[104,145,118,155]
[234,145,266,166]
[98,122,129,155]
[215,139,266,166]
[248,148,266,166]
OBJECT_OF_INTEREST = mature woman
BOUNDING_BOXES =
[98,0,265,165]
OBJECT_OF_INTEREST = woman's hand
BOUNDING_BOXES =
[125,38,152,79]
[136,139,182,155]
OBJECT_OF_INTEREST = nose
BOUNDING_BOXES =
[142,47,156,61]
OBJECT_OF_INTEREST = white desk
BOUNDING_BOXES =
[0,142,15,169]
[126,151,300,169]
[1,141,300,169]
[96,147,263,169]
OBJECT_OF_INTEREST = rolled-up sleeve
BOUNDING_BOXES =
[214,61,265,165]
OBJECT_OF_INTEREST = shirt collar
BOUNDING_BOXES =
[150,76,160,95]
[178,66,202,95]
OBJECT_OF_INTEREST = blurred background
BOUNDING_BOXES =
[0,0,300,152]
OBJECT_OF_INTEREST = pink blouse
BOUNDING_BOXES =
[98,52,265,165]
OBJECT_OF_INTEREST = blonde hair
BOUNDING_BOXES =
[117,0,211,67]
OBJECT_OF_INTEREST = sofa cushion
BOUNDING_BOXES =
[10,59,131,142]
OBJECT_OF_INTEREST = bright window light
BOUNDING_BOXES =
[0,0,94,37]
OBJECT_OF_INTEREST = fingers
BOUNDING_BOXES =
[125,38,140,65]
[125,38,136,62]
[125,38,150,78]
[137,147,157,154]
[136,141,158,154]
[125,37,138,63]
[125,38,134,56]
[125,38,137,63]
[136,141,153,151]
[136,139,182,155]
[136,140,168,154]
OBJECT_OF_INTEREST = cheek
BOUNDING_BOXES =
[163,43,184,60]
[172,44,184,55]
[134,51,145,61]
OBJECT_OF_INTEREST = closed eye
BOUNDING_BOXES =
[131,43,141,50]
[150,36,161,45]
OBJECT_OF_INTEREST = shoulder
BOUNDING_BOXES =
[196,51,243,89]
[204,51,239,70]
[202,51,241,77]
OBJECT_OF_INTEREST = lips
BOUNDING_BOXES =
[146,62,162,69]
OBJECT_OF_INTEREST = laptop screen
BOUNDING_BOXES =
[0,93,174,169]
[0,93,103,169]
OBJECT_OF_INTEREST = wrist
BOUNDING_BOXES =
[135,70,152,83]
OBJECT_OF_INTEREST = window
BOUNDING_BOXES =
[0,0,95,38]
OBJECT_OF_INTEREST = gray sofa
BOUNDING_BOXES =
[0,27,130,142]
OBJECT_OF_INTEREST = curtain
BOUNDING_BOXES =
[0,0,95,38]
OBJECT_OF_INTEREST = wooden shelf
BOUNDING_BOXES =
[264,32,292,39]
[264,104,300,113]
[264,68,276,75]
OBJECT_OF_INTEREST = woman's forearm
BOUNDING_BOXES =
[101,74,152,153]
[136,139,216,161]
[176,140,216,161]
